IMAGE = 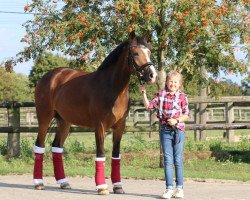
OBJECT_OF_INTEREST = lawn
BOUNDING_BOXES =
[0,131,249,181]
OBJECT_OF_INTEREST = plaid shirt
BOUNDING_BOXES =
[148,89,189,131]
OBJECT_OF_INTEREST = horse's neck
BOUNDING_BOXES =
[101,56,131,93]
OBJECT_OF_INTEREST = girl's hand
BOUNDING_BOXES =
[139,85,146,94]
[167,118,178,125]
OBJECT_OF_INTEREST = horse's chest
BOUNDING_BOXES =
[112,106,127,118]
[111,99,129,120]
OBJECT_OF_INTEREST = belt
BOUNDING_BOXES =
[161,124,181,144]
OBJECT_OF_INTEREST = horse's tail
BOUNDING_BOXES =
[45,118,57,144]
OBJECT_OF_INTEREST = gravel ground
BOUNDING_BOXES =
[0,175,250,200]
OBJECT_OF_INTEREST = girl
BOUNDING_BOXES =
[140,70,189,199]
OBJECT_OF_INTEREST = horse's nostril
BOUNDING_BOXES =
[149,73,153,78]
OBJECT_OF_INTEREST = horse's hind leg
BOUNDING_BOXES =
[111,123,125,194]
[52,117,71,189]
[94,125,110,195]
[33,110,54,190]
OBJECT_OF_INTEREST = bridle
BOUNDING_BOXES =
[128,45,154,85]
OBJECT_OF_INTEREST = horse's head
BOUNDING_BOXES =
[128,31,157,84]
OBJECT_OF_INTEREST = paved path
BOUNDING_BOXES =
[0,175,249,200]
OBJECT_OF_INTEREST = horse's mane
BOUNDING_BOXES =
[98,36,149,71]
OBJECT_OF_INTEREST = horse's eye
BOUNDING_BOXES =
[132,52,139,56]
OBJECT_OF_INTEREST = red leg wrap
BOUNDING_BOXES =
[95,160,106,186]
[52,152,65,181]
[33,153,44,179]
[111,158,121,184]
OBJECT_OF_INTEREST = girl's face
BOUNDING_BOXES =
[166,75,181,93]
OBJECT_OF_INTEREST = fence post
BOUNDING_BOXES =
[199,101,207,140]
[194,103,200,141]
[225,102,235,142]
[7,102,20,158]
[133,107,138,126]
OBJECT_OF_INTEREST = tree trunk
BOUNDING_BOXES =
[199,64,207,141]
[157,49,166,168]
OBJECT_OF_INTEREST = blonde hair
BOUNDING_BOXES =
[165,70,183,91]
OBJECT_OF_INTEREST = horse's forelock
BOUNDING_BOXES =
[133,36,151,50]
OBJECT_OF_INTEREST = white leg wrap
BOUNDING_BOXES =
[96,184,108,189]
[52,147,63,153]
[113,182,123,186]
[57,178,68,184]
[112,154,121,159]
[33,179,43,185]
[95,157,106,161]
[34,145,45,154]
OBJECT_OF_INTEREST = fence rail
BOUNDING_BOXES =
[0,96,250,157]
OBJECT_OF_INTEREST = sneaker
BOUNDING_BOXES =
[175,188,184,199]
[161,189,174,199]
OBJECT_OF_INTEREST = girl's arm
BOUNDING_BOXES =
[139,85,150,110]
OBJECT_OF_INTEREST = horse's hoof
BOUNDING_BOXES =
[60,182,71,189]
[98,188,109,195]
[34,183,45,190]
[113,186,125,194]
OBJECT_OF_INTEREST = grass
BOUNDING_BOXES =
[0,131,250,181]
[185,159,250,182]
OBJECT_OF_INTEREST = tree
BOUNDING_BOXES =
[5,0,249,95]
[242,71,250,95]
[29,52,70,87]
[0,66,33,101]
[209,79,243,96]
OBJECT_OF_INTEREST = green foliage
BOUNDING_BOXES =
[209,79,243,96]
[129,75,159,101]
[20,138,34,159]
[184,75,244,97]
[66,139,86,153]
[122,135,159,152]
[29,52,70,87]
[5,0,247,97]
[209,140,223,151]
[0,66,34,101]
[185,138,210,151]
[185,137,250,153]
[183,73,201,96]
[0,140,7,155]
[242,74,250,95]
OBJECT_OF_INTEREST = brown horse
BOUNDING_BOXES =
[33,31,157,194]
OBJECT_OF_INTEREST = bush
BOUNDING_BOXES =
[20,138,33,159]
[0,140,7,155]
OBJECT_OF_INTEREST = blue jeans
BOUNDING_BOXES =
[160,125,185,189]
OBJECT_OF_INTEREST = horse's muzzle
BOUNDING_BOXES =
[143,65,157,84]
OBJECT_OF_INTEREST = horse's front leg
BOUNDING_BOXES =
[95,126,109,195]
[111,122,125,194]
[51,119,71,189]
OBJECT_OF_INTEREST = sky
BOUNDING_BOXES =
[0,0,248,85]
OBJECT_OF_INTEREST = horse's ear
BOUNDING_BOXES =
[128,30,136,42]
[144,33,152,43]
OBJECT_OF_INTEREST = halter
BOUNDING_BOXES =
[128,45,154,85]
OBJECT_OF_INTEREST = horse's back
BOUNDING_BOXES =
[35,67,86,110]
[37,67,85,87]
